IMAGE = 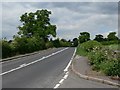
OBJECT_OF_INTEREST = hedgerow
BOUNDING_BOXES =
[77,40,119,77]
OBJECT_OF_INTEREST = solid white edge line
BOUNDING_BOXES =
[63,74,68,79]
[53,48,76,89]
[59,79,64,84]
[64,48,76,72]
[54,71,69,89]
[0,48,69,76]
[54,84,60,89]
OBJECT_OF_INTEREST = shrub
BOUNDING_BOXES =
[80,40,102,52]
[45,41,54,49]
[88,50,108,71]
[77,40,119,77]
[100,59,120,77]
[2,40,12,58]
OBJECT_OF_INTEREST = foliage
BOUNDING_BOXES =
[14,37,46,54]
[77,40,119,77]
[45,41,54,49]
[18,9,56,42]
[101,40,119,45]
[79,32,90,43]
[2,40,13,58]
[107,32,118,41]
[79,40,102,52]
[106,44,119,51]
[94,34,104,42]
[100,59,120,77]
[52,39,61,48]
[72,38,78,47]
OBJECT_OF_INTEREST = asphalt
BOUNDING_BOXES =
[2,48,63,72]
[2,47,75,88]
[59,71,118,88]
[2,47,119,89]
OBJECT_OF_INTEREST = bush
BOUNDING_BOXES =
[101,40,119,45]
[2,40,13,58]
[53,39,61,48]
[60,41,71,47]
[14,37,46,54]
[77,40,102,56]
[80,40,102,52]
[45,41,54,49]
[88,50,107,71]
[77,40,119,77]
[100,59,120,77]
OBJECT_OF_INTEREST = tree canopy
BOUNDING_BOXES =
[18,9,56,42]
[94,34,104,42]
[107,32,118,41]
[79,32,90,43]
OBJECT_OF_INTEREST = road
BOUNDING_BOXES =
[2,47,74,88]
[59,71,118,88]
[1,47,118,88]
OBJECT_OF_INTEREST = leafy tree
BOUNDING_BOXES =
[72,38,78,47]
[53,38,61,48]
[61,39,67,42]
[94,34,104,42]
[79,32,90,43]
[107,32,118,41]
[18,9,56,42]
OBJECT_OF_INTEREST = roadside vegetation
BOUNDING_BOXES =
[1,9,120,78]
[77,31,120,77]
[1,9,77,59]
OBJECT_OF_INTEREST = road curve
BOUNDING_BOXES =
[2,47,75,88]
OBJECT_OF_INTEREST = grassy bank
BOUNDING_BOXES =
[77,40,120,77]
[106,44,119,51]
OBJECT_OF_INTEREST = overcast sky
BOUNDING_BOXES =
[1,2,118,40]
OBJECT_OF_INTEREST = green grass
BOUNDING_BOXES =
[76,44,88,56]
[107,44,119,50]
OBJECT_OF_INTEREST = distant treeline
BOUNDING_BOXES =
[1,9,120,59]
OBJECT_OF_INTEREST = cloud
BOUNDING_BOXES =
[2,2,118,40]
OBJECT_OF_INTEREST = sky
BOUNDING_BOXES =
[1,1,119,40]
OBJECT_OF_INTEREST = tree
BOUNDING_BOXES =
[79,32,90,43]
[72,38,78,47]
[94,34,104,42]
[107,32,118,41]
[53,38,61,48]
[18,9,56,42]
[61,39,67,42]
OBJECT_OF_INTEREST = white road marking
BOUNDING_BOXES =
[0,66,22,75]
[0,48,68,76]
[54,71,69,89]
[64,48,76,72]
[59,79,64,84]
[63,74,68,79]
[20,64,27,67]
[66,71,69,75]
[0,62,4,64]
[54,48,76,89]
[54,84,60,89]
